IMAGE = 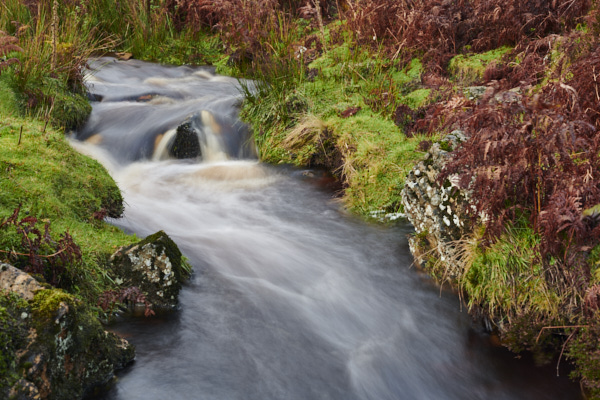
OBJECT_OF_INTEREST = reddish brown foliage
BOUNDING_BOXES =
[499,36,600,128]
[92,208,108,220]
[417,140,432,152]
[397,91,470,137]
[0,206,82,287]
[0,31,23,56]
[164,0,222,31]
[393,104,429,137]
[340,106,361,118]
[0,31,22,74]
[439,85,600,274]
[165,0,302,60]
[564,44,600,129]
[484,34,570,93]
[344,0,590,69]
[98,286,155,317]
[584,284,600,315]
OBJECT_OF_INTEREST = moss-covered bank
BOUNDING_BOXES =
[0,76,134,302]
[0,65,142,397]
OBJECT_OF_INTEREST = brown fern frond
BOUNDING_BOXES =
[438,71,600,275]
[0,31,23,57]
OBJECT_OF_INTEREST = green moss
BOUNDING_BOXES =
[398,88,431,109]
[307,43,353,77]
[31,289,74,322]
[0,123,125,224]
[328,114,426,214]
[0,292,29,394]
[0,79,135,304]
[390,58,423,86]
[438,140,453,152]
[448,46,512,85]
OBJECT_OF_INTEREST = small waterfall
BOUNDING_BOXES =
[74,57,256,164]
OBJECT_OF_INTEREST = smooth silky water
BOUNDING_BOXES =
[73,58,581,400]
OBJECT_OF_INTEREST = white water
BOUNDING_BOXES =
[75,58,580,400]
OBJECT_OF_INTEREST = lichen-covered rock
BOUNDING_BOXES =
[464,86,488,101]
[110,231,190,309]
[0,263,44,301]
[9,378,40,399]
[401,131,472,276]
[0,269,135,400]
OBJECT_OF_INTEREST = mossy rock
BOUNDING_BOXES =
[0,292,29,396]
[448,46,512,85]
[1,285,134,400]
[14,76,92,132]
[110,231,191,310]
[49,89,92,131]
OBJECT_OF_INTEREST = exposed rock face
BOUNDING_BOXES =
[401,131,471,275]
[464,86,488,100]
[0,266,135,400]
[110,231,190,309]
[0,263,44,301]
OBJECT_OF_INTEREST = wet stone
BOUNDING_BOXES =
[170,113,202,159]
[111,230,190,309]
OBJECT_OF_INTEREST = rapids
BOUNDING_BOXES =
[72,58,580,400]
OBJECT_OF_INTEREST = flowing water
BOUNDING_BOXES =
[73,58,580,400]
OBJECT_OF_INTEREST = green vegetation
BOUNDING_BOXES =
[238,37,436,214]
[0,77,135,304]
[448,46,512,85]
[434,222,562,324]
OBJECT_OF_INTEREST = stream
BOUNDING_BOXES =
[72,57,580,400]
